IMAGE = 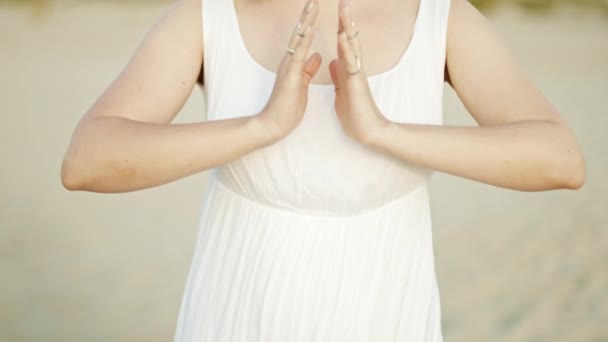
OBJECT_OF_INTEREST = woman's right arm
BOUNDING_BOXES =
[61,0,321,193]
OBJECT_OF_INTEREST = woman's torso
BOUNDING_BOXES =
[202,0,450,215]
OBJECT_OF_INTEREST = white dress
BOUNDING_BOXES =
[174,0,451,340]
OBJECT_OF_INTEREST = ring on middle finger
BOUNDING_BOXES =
[293,22,305,37]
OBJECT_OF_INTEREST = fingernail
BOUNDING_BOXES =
[305,0,314,13]
[343,4,350,15]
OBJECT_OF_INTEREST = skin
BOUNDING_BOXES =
[61,0,586,193]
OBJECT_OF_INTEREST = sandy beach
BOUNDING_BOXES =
[1,2,606,341]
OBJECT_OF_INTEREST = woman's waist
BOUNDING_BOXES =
[211,166,431,217]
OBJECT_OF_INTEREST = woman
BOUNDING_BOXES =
[61,0,586,340]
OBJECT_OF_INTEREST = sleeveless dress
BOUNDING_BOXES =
[174,0,451,340]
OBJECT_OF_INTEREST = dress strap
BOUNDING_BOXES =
[201,0,245,118]
[431,0,452,72]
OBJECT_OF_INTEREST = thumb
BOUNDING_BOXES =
[329,59,340,89]
[302,53,323,85]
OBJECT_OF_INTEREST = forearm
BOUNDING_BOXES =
[61,115,276,193]
[369,119,586,191]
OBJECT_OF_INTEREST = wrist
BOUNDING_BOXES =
[248,114,283,146]
[363,115,393,148]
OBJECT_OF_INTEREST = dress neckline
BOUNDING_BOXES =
[228,0,425,90]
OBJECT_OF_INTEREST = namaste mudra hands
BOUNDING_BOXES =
[329,0,390,145]
[258,0,389,144]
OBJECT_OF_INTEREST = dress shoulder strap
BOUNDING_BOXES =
[430,0,452,73]
[201,0,248,117]
[201,0,241,87]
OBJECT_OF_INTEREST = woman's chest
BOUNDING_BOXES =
[234,0,422,85]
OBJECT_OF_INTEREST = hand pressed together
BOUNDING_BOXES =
[329,0,390,145]
[257,0,390,144]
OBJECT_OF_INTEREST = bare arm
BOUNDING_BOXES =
[62,116,274,193]
[61,0,323,193]
[367,0,585,191]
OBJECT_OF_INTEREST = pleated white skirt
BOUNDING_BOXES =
[174,171,443,341]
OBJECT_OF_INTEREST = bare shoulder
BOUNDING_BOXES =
[83,0,204,124]
[444,0,565,126]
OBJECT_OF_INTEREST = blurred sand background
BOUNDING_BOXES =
[1,1,607,341]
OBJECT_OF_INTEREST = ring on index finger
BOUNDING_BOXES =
[293,22,305,37]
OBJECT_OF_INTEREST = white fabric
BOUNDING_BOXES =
[174,0,451,340]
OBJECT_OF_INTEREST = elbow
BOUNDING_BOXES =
[61,118,125,192]
[61,155,86,191]
[61,152,137,193]
[546,150,586,190]
[565,157,586,190]
[61,147,98,191]
[538,122,587,190]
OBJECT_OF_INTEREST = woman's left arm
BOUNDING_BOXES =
[331,0,586,192]
[375,0,586,191]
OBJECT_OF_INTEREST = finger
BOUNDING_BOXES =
[286,0,319,51]
[292,26,315,64]
[338,1,362,57]
[337,0,345,34]
[297,0,318,27]
[338,31,360,76]
[329,59,341,91]
[302,53,323,85]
